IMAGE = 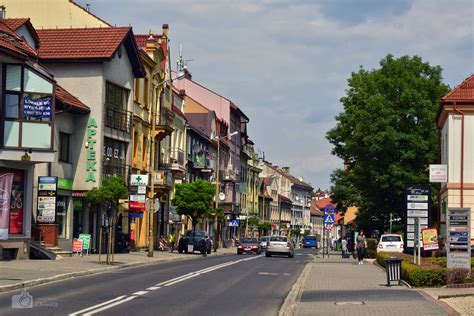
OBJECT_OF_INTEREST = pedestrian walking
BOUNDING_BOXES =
[159,235,166,251]
[356,230,367,265]
[168,233,175,253]
[341,237,347,258]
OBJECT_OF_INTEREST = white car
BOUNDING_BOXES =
[377,234,404,253]
[265,236,294,258]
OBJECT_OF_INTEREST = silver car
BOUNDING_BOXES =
[265,236,294,258]
[260,236,270,249]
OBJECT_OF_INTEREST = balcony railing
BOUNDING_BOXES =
[161,148,186,172]
[193,153,210,169]
[102,162,130,184]
[105,105,133,133]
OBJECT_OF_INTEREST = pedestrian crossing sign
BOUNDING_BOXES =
[229,219,239,227]
[324,213,334,225]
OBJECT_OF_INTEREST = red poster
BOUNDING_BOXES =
[9,169,24,234]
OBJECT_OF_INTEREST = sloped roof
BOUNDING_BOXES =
[279,194,292,204]
[2,18,30,31]
[37,27,131,59]
[55,85,90,114]
[442,75,474,102]
[172,105,186,119]
[310,199,324,216]
[185,112,214,137]
[134,33,162,49]
[37,26,144,77]
[0,20,37,58]
[313,198,335,210]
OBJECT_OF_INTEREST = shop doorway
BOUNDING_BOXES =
[72,197,84,239]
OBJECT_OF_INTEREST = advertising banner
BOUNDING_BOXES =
[37,176,57,223]
[421,228,439,250]
[23,96,52,120]
[78,234,91,250]
[0,173,14,240]
[72,238,83,253]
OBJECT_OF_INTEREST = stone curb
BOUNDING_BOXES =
[0,250,233,294]
[437,293,474,299]
[278,257,313,316]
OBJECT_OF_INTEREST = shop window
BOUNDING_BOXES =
[0,167,25,235]
[56,196,68,239]
[59,132,70,162]
[2,64,54,149]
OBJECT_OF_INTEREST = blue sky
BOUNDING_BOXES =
[77,0,473,190]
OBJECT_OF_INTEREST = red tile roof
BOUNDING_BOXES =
[313,198,335,210]
[0,20,37,58]
[278,194,292,204]
[134,33,161,49]
[442,75,474,101]
[37,27,132,60]
[2,18,29,31]
[55,85,90,113]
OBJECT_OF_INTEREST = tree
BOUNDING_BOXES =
[171,179,214,238]
[326,55,450,233]
[85,176,128,264]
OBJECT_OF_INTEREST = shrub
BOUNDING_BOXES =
[366,238,378,258]
[446,268,471,285]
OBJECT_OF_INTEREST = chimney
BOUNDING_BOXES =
[282,167,290,174]
[146,31,156,51]
[0,5,6,19]
[162,24,169,37]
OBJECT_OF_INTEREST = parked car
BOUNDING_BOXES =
[178,230,212,254]
[260,236,270,250]
[237,237,261,255]
[377,234,404,253]
[301,235,318,248]
[265,236,294,258]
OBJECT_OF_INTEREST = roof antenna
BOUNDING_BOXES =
[86,4,91,12]
[176,44,193,72]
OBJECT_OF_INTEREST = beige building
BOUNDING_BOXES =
[2,0,110,28]
[437,75,474,246]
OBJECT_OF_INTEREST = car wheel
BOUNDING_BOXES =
[178,248,183,254]
[237,251,242,255]
[207,248,211,255]
[265,252,271,257]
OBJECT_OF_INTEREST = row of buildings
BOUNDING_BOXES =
[0,1,325,259]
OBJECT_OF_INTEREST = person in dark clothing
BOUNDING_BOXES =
[356,230,367,265]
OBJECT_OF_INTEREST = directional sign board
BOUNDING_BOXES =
[405,184,430,249]
[447,208,471,270]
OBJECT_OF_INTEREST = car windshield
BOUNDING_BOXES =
[186,231,205,238]
[305,236,316,240]
[270,236,288,242]
[381,236,401,242]
[260,237,269,242]
[241,238,258,243]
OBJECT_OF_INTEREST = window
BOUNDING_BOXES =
[59,132,70,162]
[106,82,126,110]
[143,77,149,107]
[2,64,54,149]
[103,137,128,178]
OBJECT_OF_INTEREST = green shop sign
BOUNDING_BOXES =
[86,118,97,182]
[58,178,73,190]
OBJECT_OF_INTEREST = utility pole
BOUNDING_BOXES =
[214,138,220,251]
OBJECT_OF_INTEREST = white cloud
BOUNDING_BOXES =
[79,0,473,189]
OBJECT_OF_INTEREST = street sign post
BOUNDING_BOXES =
[323,204,336,258]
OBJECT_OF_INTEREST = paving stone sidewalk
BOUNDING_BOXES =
[0,247,236,292]
[289,255,456,316]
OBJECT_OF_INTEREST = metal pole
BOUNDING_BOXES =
[390,212,393,233]
[417,218,421,265]
[214,139,220,251]
[413,217,417,265]
[98,225,102,264]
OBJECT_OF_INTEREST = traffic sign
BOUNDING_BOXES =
[229,219,239,227]
[324,213,334,224]
[324,204,335,213]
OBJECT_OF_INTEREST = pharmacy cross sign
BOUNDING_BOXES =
[130,174,149,186]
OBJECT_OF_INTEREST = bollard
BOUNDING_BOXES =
[384,258,402,286]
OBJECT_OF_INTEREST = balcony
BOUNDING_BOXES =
[153,107,174,142]
[102,162,130,184]
[162,148,186,175]
[104,105,133,133]
[223,168,239,182]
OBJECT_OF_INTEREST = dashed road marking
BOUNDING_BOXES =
[132,291,149,296]
[146,286,161,291]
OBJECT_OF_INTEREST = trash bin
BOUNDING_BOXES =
[384,258,402,286]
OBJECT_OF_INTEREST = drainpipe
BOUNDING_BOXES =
[452,102,464,208]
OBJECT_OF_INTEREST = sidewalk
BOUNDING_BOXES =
[0,247,236,293]
[281,253,461,316]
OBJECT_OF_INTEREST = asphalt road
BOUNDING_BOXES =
[0,248,316,316]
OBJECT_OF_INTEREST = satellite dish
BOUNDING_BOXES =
[219,192,225,201]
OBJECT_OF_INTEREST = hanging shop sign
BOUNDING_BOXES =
[447,208,471,270]
[58,178,73,190]
[421,228,439,250]
[429,164,447,183]
[37,176,57,223]
[130,174,149,186]
[85,119,98,183]
[23,96,52,120]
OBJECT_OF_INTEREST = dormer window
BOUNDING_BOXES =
[2,64,54,149]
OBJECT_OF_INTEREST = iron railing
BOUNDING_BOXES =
[104,105,133,133]
[102,162,130,184]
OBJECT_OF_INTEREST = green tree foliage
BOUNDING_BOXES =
[326,55,450,232]
[171,179,214,234]
[85,176,128,209]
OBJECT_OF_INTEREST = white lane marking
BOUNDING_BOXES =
[258,272,292,276]
[146,286,161,291]
[72,255,263,315]
[68,295,127,315]
[83,296,137,315]
[296,253,303,256]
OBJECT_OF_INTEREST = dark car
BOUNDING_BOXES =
[237,237,261,255]
[178,230,212,254]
